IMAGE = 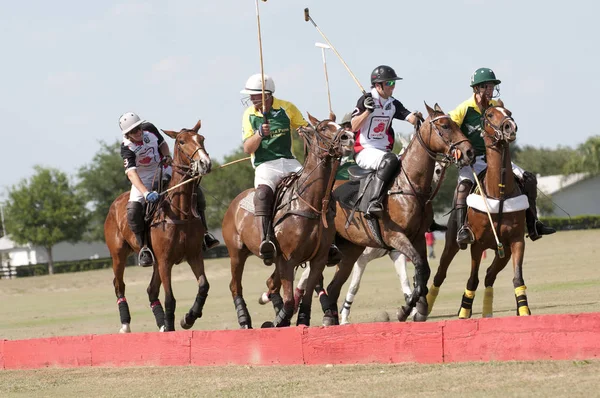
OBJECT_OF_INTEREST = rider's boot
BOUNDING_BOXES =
[254,184,276,265]
[126,201,154,267]
[455,180,475,249]
[365,152,400,220]
[520,171,556,241]
[196,188,220,251]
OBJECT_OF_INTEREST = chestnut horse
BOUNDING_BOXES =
[223,114,353,328]
[105,120,212,333]
[321,103,475,325]
[427,106,530,318]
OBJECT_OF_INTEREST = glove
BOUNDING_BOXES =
[162,154,172,166]
[363,94,375,113]
[145,191,159,203]
[259,122,270,137]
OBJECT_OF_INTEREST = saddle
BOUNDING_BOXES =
[332,166,394,249]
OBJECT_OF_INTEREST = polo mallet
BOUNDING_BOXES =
[255,0,268,115]
[304,8,366,95]
[315,42,333,116]
[471,168,505,258]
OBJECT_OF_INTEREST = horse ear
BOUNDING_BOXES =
[424,101,435,118]
[434,103,444,113]
[161,129,178,139]
[497,99,505,107]
[193,120,202,132]
[307,112,319,126]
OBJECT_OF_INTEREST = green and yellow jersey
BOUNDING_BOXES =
[242,97,308,168]
[449,95,501,157]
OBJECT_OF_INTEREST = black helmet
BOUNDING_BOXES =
[370,65,403,85]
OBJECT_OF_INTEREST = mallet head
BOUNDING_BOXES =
[315,42,330,49]
[304,8,310,22]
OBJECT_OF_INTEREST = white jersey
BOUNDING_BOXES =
[121,128,165,188]
[352,88,411,153]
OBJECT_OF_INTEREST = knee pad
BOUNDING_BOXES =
[455,180,474,207]
[254,185,274,216]
[376,152,400,181]
[521,171,537,196]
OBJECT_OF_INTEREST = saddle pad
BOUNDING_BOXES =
[332,180,360,210]
[240,191,255,214]
[467,194,529,213]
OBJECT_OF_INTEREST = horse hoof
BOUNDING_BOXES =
[180,318,193,330]
[258,292,271,305]
[119,324,131,333]
[159,325,166,332]
[397,306,411,322]
[261,321,274,328]
[240,324,252,329]
[322,316,338,327]
[412,312,428,322]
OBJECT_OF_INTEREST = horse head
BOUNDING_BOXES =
[481,106,518,145]
[419,102,475,168]
[298,113,354,160]
[162,120,212,178]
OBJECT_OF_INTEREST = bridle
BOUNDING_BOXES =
[481,106,517,145]
[412,113,470,166]
[171,130,208,178]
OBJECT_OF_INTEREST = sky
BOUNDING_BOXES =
[1,0,599,197]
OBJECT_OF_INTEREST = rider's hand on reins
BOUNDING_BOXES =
[162,154,173,166]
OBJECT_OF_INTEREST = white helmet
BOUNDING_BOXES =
[240,73,275,95]
[119,112,146,135]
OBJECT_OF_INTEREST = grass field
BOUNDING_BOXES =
[1,230,599,397]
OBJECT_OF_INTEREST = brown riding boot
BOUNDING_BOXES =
[455,180,474,249]
[520,171,557,241]
[126,201,154,267]
[254,185,276,265]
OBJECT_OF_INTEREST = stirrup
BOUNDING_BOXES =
[365,202,383,219]
[138,246,155,267]
[456,227,474,250]
[259,239,277,266]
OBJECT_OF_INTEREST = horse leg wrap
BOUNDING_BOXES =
[482,287,494,318]
[318,289,329,313]
[117,297,131,325]
[426,285,440,315]
[150,300,165,329]
[269,292,284,315]
[515,285,531,316]
[234,296,252,328]
[458,289,475,319]
[189,294,207,320]
[296,302,311,326]
[273,305,293,327]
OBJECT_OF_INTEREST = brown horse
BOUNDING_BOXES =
[223,114,353,328]
[105,120,212,333]
[321,103,475,325]
[427,106,530,318]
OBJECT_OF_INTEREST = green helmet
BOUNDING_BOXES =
[470,68,501,87]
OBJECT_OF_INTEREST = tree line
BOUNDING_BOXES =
[2,133,599,273]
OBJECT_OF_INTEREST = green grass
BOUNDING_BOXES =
[1,229,599,339]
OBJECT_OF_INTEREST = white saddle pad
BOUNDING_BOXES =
[240,191,255,214]
[467,194,529,214]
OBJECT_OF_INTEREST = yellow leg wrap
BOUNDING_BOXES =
[458,307,472,319]
[482,286,494,318]
[515,285,531,316]
[426,285,440,315]
[458,289,476,319]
